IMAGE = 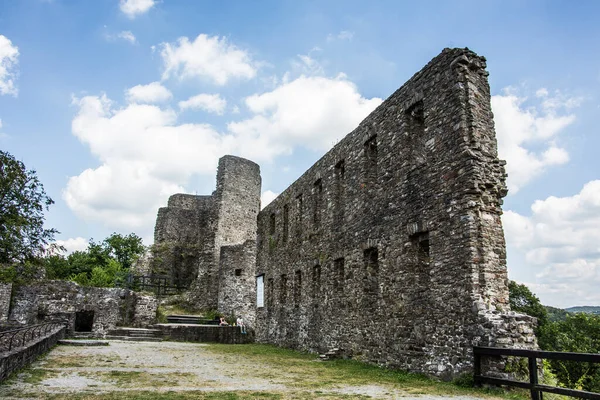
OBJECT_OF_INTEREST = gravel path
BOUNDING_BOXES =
[0,341,493,400]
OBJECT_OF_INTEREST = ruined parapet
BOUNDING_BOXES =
[253,48,536,379]
[151,194,216,291]
[217,240,257,326]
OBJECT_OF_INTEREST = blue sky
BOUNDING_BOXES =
[1,0,599,308]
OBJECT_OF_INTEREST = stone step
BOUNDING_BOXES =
[59,339,109,346]
[166,315,219,325]
[107,328,163,339]
[105,336,163,342]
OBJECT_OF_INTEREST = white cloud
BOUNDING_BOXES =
[119,0,155,18]
[179,93,226,115]
[126,82,172,103]
[228,74,382,160]
[261,190,279,210]
[54,237,89,255]
[160,34,257,85]
[117,31,137,44]
[66,71,380,238]
[491,88,579,193]
[0,35,19,96]
[503,180,600,307]
[327,30,354,42]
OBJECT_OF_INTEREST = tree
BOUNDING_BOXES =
[104,232,145,270]
[0,150,58,263]
[508,280,548,330]
[543,313,600,391]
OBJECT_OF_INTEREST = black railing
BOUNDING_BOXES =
[474,346,600,400]
[0,321,67,353]
[118,273,189,296]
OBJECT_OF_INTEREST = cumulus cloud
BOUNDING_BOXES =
[228,74,382,160]
[160,34,257,85]
[126,82,172,103]
[0,34,19,96]
[54,237,89,255]
[66,62,380,238]
[491,88,579,193]
[179,93,226,115]
[503,180,600,307]
[261,190,279,210]
[119,0,155,18]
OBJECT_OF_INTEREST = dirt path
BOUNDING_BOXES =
[0,341,495,399]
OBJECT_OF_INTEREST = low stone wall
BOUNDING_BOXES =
[0,326,66,382]
[155,324,254,344]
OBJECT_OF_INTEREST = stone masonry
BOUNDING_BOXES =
[154,48,537,379]
[152,156,261,323]
[0,283,11,324]
[7,281,157,335]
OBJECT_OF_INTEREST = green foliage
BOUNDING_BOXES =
[43,232,144,288]
[508,280,548,331]
[0,260,45,285]
[545,305,570,322]
[509,281,600,392]
[0,150,59,264]
[543,313,600,391]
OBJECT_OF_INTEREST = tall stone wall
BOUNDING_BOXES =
[218,240,257,325]
[253,48,536,378]
[152,156,261,315]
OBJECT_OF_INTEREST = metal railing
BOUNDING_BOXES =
[0,321,67,353]
[474,346,600,400]
[118,273,189,296]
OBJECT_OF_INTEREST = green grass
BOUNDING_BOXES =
[204,343,527,399]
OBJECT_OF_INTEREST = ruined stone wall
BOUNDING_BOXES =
[8,281,157,335]
[152,156,261,313]
[218,240,257,326]
[0,283,11,324]
[254,48,535,378]
[153,194,217,301]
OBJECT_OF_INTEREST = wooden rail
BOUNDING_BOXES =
[474,346,600,400]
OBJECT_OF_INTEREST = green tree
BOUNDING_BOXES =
[104,232,145,270]
[544,313,600,391]
[0,150,58,263]
[508,280,548,331]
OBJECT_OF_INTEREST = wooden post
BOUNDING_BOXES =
[474,349,482,387]
[528,356,540,400]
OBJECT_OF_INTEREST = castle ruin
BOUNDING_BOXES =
[151,48,537,378]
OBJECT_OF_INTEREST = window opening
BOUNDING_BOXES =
[313,179,323,227]
[235,269,242,276]
[364,136,378,188]
[256,275,264,308]
[334,257,345,292]
[280,274,288,304]
[294,270,302,306]
[283,204,289,243]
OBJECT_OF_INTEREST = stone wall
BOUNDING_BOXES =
[253,48,536,379]
[8,281,157,335]
[218,240,257,326]
[152,156,261,316]
[0,283,11,324]
[0,325,65,382]
[155,324,254,344]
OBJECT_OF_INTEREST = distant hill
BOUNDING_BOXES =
[545,306,570,322]
[564,306,600,315]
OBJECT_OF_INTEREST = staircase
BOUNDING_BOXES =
[106,327,163,342]
[319,348,347,361]
[165,315,219,325]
